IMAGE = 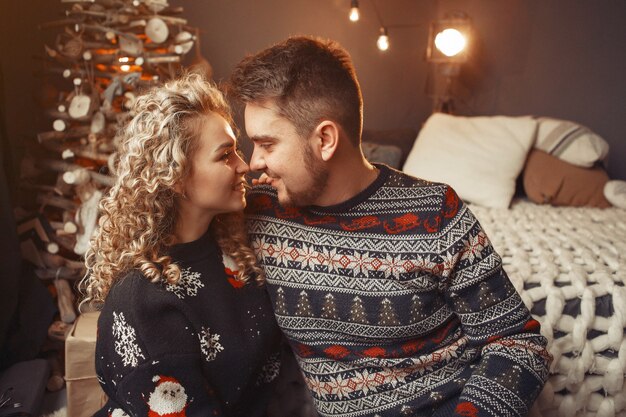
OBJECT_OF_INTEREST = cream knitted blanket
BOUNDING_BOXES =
[470,200,626,417]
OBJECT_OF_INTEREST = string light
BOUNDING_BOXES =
[349,0,426,52]
[376,27,389,51]
[349,0,360,22]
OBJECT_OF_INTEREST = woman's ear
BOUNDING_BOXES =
[173,182,186,199]
[314,120,339,162]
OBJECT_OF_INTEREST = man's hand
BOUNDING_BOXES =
[252,173,272,186]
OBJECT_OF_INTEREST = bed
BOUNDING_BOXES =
[363,113,626,417]
[470,200,626,417]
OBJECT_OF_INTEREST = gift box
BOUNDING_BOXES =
[65,311,107,417]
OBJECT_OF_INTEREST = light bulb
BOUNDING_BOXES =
[377,28,389,51]
[349,0,360,22]
[434,28,466,57]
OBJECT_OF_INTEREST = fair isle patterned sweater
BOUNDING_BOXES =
[94,230,282,417]
[245,164,551,417]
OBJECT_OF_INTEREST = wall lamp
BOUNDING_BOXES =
[426,12,472,113]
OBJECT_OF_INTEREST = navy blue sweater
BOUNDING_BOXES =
[94,230,282,417]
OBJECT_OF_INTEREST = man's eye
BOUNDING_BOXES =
[221,150,232,160]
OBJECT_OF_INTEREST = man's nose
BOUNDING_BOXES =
[249,148,266,172]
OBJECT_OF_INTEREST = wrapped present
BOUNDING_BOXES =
[65,311,107,417]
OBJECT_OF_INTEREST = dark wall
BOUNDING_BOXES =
[171,0,626,180]
[439,0,626,179]
[0,0,59,190]
[1,1,624,180]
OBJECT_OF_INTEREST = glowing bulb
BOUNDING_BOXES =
[434,28,466,57]
[120,64,131,72]
[349,0,359,22]
[118,56,130,63]
[377,28,389,51]
[349,7,360,22]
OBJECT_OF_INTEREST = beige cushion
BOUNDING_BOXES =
[523,149,611,208]
[534,117,609,167]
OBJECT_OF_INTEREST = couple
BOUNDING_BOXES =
[84,37,551,417]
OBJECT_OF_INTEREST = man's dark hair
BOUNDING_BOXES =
[229,36,363,146]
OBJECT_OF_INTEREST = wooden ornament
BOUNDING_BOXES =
[144,0,169,12]
[90,111,105,133]
[145,17,169,43]
[53,119,67,132]
[62,168,91,185]
[173,31,193,54]
[68,94,91,119]
[119,35,143,55]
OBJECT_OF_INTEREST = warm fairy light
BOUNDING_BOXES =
[349,0,360,22]
[434,28,467,57]
[118,56,130,63]
[377,27,389,51]
[120,64,131,72]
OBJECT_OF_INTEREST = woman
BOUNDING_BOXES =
[83,73,282,417]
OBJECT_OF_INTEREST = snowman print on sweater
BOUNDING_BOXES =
[147,375,189,417]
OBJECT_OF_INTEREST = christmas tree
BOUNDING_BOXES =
[320,293,339,320]
[494,364,523,389]
[478,281,498,309]
[349,296,369,324]
[16,0,206,391]
[409,294,427,323]
[378,298,400,326]
[274,287,288,316]
[295,290,314,317]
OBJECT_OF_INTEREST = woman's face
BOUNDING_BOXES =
[181,112,249,216]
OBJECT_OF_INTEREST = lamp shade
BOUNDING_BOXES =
[426,15,471,63]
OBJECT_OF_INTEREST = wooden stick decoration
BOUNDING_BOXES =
[36,267,82,281]
[54,278,77,323]
[45,352,66,392]
[74,189,102,255]
[37,194,79,212]
[38,159,114,187]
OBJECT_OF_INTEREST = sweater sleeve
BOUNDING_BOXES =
[437,186,552,417]
[95,275,224,417]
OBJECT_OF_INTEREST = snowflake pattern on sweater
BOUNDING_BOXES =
[112,311,145,367]
[197,326,224,362]
[246,164,551,417]
[165,267,204,299]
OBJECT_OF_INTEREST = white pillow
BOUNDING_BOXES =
[402,113,537,208]
[534,117,609,167]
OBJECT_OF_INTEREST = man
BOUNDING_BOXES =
[229,36,551,417]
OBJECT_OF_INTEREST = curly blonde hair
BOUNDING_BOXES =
[82,73,264,308]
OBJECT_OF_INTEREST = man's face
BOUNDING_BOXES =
[245,101,328,207]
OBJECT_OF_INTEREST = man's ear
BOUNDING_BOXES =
[313,120,339,162]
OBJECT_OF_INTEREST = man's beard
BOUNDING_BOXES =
[280,145,329,207]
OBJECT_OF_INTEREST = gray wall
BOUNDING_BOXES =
[171,0,626,180]
[1,1,625,181]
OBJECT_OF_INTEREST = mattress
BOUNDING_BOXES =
[469,200,626,417]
